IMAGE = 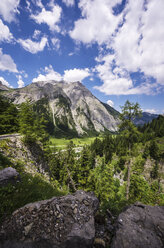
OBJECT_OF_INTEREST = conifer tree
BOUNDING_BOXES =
[19,100,49,144]
[119,100,142,200]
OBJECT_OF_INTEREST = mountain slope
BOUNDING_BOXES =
[0,82,10,91]
[2,80,119,136]
[134,112,159,126]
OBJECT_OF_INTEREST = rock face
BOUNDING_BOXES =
[2,80,119,135]
[111,202,164,248]
[0,81,9,91]
[0,190,99,248]
[0,167,20,186]
[0,137,50,180]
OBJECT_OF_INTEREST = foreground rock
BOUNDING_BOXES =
[0,190,99,248]
[111,202,164,248]
[0,167,20,186]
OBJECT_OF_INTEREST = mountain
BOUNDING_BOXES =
[134,112,159,126]
[1,80,120,136]
[0,82,10,91]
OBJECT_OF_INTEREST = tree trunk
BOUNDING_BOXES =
[65,163,77,192]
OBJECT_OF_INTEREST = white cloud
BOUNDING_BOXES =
[35,0,44,9]
[18,36,48,54]
[62,0,75,7]
[63,68,90,82]
[32,65,90,83]
[31,1,62,32]
[111,0,164,92]
[0,0,20,22]
[71,0,164,95]
[94,54,155,95]
[68,52,74,56]
[51,38,60,50]
[0,48,17,72]
[0,76,12,88]
[144,109,158,114]
[107,100,114,108]
[32,65,62,82]
[17,75,25,88]
[32,29,41,39]
[70,0,122,44]
[0,19,13,43]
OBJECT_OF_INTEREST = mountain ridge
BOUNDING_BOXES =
[1,80,120,136]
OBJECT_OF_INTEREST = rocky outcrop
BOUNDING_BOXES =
[0,167,20,186]
[111,202,164,248]
[0,136,50,180]
[0,81,9,91]
[0,190,99,248]
[2,80,119,135]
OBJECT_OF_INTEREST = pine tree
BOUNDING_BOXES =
[19,101,37,143]
[0,95,19,134]
[119,100,142,200]
[19,100,49,144]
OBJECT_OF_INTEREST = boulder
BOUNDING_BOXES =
[0,167,20,186]
[0,190,99,248]
[111,202,164,248]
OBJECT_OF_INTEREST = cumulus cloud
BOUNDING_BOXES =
[63,68,90,82]
[70,0,122,44]
[0,0,20,22]
[0,48,18,72]
[94,54,155,95]
[0,19,13,43]
[32,65,62,82]
[71,0,164,95]
[0,76,12,88]
[18,36,48,54]
[31,1,62,32]
[62,0,75,7]
[17,75,25,88]
[107,100,114,108]
[112,0,164,84]
[32,65,90,83]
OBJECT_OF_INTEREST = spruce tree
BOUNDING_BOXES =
[119,100,142,200]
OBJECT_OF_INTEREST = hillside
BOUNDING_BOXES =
[134,112,159,126]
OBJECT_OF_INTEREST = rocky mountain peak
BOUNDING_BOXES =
[1,80,120,136]
[0,81,10,91]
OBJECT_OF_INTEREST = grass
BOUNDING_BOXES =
[0,157,67,224]
[49,136,102,148]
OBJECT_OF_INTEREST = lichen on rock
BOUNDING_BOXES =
[0,190,99,248]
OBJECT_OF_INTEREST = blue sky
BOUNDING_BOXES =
[0,0,164,113]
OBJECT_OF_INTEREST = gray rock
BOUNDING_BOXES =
[111,202,164,248]
[0,190,99,248]
[0,167,20,186]
[2,80,119,135]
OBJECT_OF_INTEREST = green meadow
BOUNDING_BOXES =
[49,136,101,148]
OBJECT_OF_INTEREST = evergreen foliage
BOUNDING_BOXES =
[19,100,49,144]
[0,95,19,134]
[140,115,164,140]
[0,99,164,221]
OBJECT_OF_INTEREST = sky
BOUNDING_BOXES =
[0,0,164,113]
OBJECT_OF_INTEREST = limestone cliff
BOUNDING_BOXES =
[2,80,119,135]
